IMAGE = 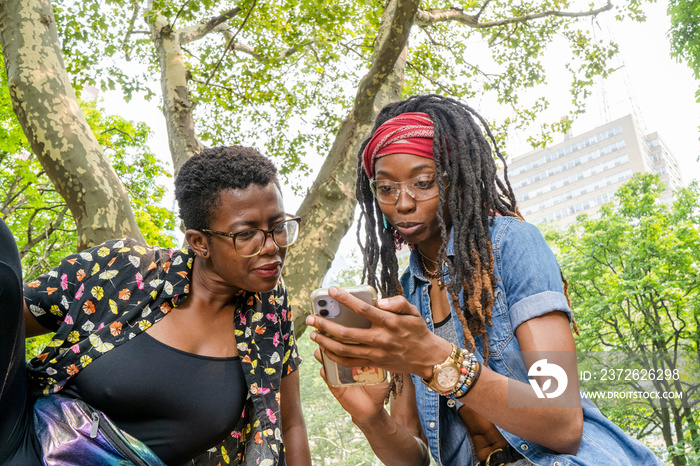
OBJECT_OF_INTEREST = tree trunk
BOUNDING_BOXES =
[146,2,204,175]
[0,0,144,250]
[285,0,419,336]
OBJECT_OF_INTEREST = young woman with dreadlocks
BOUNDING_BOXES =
[306,95,662,465]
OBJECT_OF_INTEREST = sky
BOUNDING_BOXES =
[102,0,699,257]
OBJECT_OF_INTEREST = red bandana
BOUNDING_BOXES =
[362,112,434,178]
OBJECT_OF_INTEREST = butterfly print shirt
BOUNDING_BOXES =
[24,237,302,466]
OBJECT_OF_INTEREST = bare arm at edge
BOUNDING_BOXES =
[355,374,430,466]
[24,300,53,338]
[280,370,311,466]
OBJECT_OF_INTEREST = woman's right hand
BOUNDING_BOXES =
[306,287,452,380]
[313,347,389,425]
[313,348,431,466]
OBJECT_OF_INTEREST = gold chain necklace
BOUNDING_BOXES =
[418,248,445,287]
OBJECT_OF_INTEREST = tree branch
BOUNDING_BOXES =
[202,0,256,88]
[100,127,135,141]
[228,40,260,59]
[171,0,191,29]
[277,40,315,61]
[420,26,448,48]
[20,205,69,258]
[338,40,366,60]
[121,0,141,61]
[489,23,520,47]
[179,6,243,44]
[417,26,493,79]
[190,76,273,126]
[475,0,492,21]
[353,0,420,119]
[414,1,613,28]
[406,60,452,94]
[146,0,169,32]
[415,7,478,27]
[1,174,24,215]
[218,30,316,63]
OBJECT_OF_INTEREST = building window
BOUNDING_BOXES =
[509,125,623,177]
[523,169,632,216]
[511,140,627,190]
[515,154,629,202]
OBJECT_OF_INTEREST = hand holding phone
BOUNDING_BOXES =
[310,285,388,387]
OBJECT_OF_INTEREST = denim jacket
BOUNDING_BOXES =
[401,216,662,466]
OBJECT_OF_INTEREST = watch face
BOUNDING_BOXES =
[437,366,460,390]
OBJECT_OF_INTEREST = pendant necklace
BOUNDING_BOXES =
[418,249,445,288]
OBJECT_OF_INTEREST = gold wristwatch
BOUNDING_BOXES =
[422,344,462,394]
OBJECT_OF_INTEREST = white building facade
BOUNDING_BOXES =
[507,115,682,225]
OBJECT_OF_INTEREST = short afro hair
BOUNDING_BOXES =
[174,145,279,231]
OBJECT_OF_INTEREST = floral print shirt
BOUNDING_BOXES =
[24,237,302,465]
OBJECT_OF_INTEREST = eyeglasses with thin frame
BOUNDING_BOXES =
[202,215,301,258]
[370,173,446,205]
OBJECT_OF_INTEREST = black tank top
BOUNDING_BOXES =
[62,332,247,465]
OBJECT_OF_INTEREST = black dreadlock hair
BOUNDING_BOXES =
[355,95,577,397]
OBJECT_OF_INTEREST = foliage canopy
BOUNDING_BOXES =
[668,0,700,102]
[50,0,646,175]
[546,173,700,464]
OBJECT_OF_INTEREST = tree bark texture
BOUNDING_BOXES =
[146,2,204,175]
[285,0,418,336]
[0,0,144,250]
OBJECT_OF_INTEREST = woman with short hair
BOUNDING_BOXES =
[1,145,311,465]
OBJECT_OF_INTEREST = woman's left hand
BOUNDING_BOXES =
[306,286,452,379]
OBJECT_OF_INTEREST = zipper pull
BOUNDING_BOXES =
[90,412,100,438]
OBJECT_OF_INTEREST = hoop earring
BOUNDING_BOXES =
[392,230,405,251]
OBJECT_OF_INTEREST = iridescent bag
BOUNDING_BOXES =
[33,394,166,466]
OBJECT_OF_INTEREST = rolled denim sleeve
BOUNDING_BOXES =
[498,220,572,331]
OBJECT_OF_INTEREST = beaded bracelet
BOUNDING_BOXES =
[450,349,481,398]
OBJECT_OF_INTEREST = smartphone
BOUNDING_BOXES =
[310,285,388,387]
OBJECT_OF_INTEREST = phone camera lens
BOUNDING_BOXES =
[318,309,329,317]
[317,299,327,307]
